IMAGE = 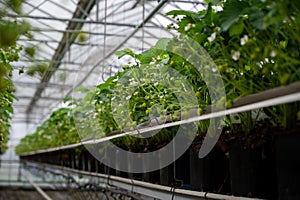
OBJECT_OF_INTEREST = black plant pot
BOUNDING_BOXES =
[159,149,192,187]
[174,149,190,187]
[115,150,128,178]
[275,133,300,200]
[229,143,277,199]
[160,163,174,186]
[190,146,229,193]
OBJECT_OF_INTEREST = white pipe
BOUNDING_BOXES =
[23,172,53,200]
[20,91,300,156]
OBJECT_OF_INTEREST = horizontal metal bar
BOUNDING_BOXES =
[17,59,89,67]
[12,110,43,115]
[13,104,51,109]
[12,117,45,121]
[27,28,161,39]
[18,38,104,47]
[13,81,73,89]
[17,96,64,101]
[8,14,163,29]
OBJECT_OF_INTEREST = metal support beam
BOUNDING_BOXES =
[9,14,162,28]
[13,104,50,109]
[23,161,260,200]
[14,81,72,89]
[23,172,53,200]
[19,96,64,101]
[26,0,97,117]
[65,0,171,98]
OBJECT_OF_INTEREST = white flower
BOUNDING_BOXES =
[133,91,139,96]
[125,96,131,100]
[240,35,249,46]
[232,51,240,61]
[184,23,195,31]
[129,81,137,86]
[208,32,217,42]
[270,50,277,57]
[154,82,159,87]
[129,78,137,86]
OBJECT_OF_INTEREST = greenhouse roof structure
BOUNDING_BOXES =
[2,0,300,198]
[9,0,205,128]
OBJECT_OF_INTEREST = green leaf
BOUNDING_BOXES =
[166,10,198,20]
[220,0,249,31]
[25,46,35,57]
[74,87,90,93]
[136,48,164,64]
[229,20,244,36]
[248,7,264,30]
[279,73,290,85]
[154,38,171,50]
[244,65,251,71]
[115,48,136,59]
[63,96,73,103]
[204,3,213,25]
[177,16,194,33]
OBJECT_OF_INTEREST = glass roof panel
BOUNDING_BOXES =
[8,0,206,134]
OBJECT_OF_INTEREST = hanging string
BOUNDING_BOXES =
[142,0,145,51]
[101,0,108,82]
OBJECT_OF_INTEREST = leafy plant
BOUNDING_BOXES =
[26,62,48,78]
[0,46,21,153]
[167,0,300,135]
[16,0,300,154]
[15,107,80,154]
[0,0,31,154]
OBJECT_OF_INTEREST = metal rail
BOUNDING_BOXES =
[64,0,171,98]
[23,161,262,200]
[25,0,96,116]
[19,81,300,156]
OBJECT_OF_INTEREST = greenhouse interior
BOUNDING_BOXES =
[0,0,300,199]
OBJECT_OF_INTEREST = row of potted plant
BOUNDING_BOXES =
[15,107,80,154]
[17,0,300,155]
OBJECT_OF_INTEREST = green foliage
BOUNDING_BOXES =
[26,62,48,78]
[0,46,21,153]
[24,46,36,57]
[16,0,300,154]
[94,72,124,134]
[167,0,300,132]
[15,108,80,154]
[0,0,31,154]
